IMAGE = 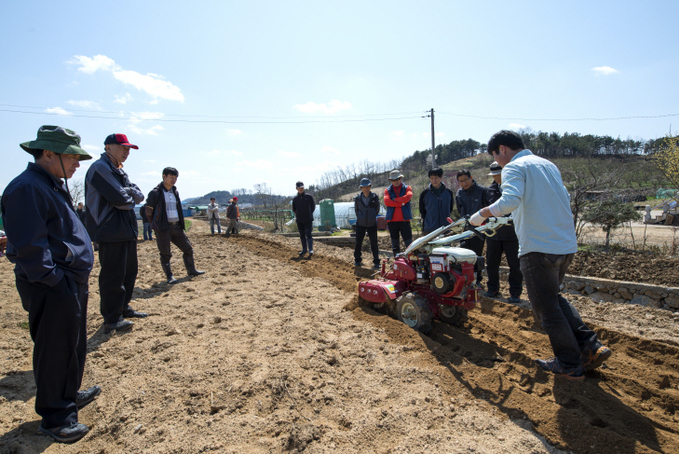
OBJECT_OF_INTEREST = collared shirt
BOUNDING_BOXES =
[488,149,577,257]
[163,188,180,222]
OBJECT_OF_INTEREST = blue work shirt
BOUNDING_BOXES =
[488,150,577,257]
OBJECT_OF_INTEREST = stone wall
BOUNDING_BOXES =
[498,268,679,311]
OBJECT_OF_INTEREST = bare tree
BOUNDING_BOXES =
[68,179,85,205]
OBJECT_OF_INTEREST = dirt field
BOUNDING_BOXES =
[0,220,678,454]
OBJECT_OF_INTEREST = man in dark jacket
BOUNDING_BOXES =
[292,181,316,256]
[226,197,240,234]
[484,162,523,303]
[353,178,381,269]
[1,126,100,443]
[146,167,205,284]
[419,167,454,234]
[85,133,147,332]
[76,202,85,224]
[140,204,153,241]
[455,169,490,286]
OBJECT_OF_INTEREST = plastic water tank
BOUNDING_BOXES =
[319,199,337,231]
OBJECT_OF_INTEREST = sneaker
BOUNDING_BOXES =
[298,251,307,256]
[508,296,521,304]
[354,261,362,267]
[76,385,101,409]
[535,357,585,380]
[483,290,499,298]
[39,421,89,443]
[104,319,134,333]
[581,346,612,371]
[309,251,314,256]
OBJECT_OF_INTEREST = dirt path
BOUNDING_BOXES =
[0,220,677,453]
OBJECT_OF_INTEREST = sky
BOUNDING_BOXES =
[1,1,678,199]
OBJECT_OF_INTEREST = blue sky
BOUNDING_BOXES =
[1,1,678,199]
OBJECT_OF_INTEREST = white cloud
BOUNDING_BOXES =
[67,100,99,109]
[277,150,301,158]
[45,107,72,116]
[127,124,165,136]
[114,93,133,104]
[390,131,405,140]
[71,54,184,102]
[129,111,165,122]
[509,123,526,130]
[82,144,100,152]
[226,129,242,136]
[202,149,243,157]
[592,66,619,76]
[70,55,116,74]
[234,159,276,170]
[294,100,352,115]
[321,145,341,155]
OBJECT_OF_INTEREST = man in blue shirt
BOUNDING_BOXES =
[2,126,100,442]
[419,167,454,234]
[471,130,611,380]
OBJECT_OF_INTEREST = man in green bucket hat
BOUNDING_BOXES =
[1,126,101,443]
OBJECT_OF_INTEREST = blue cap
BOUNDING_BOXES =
[359,178,372,188]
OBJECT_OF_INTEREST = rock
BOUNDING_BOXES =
[584,285,594,295]
[618,288,634,300]
[645,289,662,299]
[568,281,585,291]
[664,297,679,309]
[631,295,661,308]
[589,292,613,303]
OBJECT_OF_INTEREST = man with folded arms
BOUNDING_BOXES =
[85,133,147,333]
[2,126,101,442]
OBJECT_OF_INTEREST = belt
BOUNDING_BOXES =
[168,221,180,225]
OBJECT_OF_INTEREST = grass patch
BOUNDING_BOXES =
[184,220,192,231]
[17,321,29,330]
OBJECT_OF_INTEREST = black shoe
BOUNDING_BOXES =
[39,421,89,443]
[123,309,148,318]
[298,251,307,256]
[354,261,362,266]
[508,296,521,304]
[483,290,499,298]
[76,385,101,409]
[188,270,206,276]
[373,263,381,271]
[104,319,134,332]
[167,276,178,284]
[309,251,314,256]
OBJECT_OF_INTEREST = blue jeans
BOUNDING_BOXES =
[143,222,153,240]
[297,221,313,252]
[210,217,221,234]
[520,252,601,368]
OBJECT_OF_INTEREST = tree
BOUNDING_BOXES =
[581,198,642,250]
[68,179,85,205]
[651,135,679,190]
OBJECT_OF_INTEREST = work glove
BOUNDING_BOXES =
[470,211,486,227]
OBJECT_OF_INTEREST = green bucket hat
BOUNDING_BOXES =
[20,125,92,161]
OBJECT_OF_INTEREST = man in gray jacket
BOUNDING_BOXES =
[207,197,221,234]
[353,178,381,269]
[85,133,147,332]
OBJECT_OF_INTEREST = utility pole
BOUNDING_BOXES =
[423,108,436,168]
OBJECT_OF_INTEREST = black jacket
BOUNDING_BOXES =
[292,192,316,224]
[419,183,454,232]
[84,153,144,242]
[485,181,518,242]
[455,181,489,217]
[146,183,185,231]
[1,163,94,286]
[353,191,380,228]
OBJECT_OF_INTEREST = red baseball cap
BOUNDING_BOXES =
[233,197,238,201]
[104,133,138,149]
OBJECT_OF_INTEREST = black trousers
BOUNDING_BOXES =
[460,236,485,285]
[98,240,138,324]
[296,221,313,252]
[354,225,379,265]
[486,238,523,296]
[155,224,194,264]
[16,275,88,428]
[387,221,412,255]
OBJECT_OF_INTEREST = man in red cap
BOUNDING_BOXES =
[85,134,147,332]
[226,197,240,234]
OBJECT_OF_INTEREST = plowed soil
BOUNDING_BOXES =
[1,221,678,454]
